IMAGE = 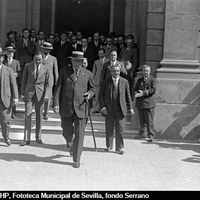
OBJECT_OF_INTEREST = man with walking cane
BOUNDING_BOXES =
[53,51,95,168]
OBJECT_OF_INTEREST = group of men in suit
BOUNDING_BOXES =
[0,28,157,169]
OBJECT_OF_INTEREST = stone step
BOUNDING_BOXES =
[10,117,132,129]
[4,127,138,141]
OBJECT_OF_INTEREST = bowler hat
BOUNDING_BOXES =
[40,42,53,50]
[0,47,6,56]
[4,46,16,53]
[68,51,85,59]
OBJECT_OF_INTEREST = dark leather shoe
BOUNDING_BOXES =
[104,147,112,152]
[20,141,27,146]
[146,136,154,142]
[116,148,124,155]
[66,141,73,149]
[36,139,42,144]
[11,115,17,119]
[5,139,11,146]
[26,141,30,145]
[43,115,49,120]
[73,161,80,168]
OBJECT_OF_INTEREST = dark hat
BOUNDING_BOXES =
[40,42,53,50]
[0,47,6,56]
[68,51,85,59]
[4,46,16,53]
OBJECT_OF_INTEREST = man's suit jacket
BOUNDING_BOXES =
[102,45,117,58]
[100,60,127,82]
[0,64,18,108]
[3,59,21,74]
[53,66,95,118]
[89,40,102,60]
[134,75,156,109]
[53,41,72,71]
[99,76,133,117]
[15,39,36,67]
[43,55,58,88]
[78,46,95,72]
[118,46,138,76]
[21,62,51,103]
[92,57,109,87]
[70,43,82,51]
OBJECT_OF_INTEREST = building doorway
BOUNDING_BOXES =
[55,0,110,36]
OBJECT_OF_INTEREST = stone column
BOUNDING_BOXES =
[51,0,56,34]
[156,0,200,139]
[31,0,40,31]
[109,0,114,33]
[25,0,32,28]
[0,0,7,47]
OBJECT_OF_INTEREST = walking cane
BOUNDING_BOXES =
[84,97,97,151]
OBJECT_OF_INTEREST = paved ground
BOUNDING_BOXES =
[0,131,200,191]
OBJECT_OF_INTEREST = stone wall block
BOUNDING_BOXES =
[156,78,200,104]
[146,46,163,61]
[155,103,200,140]
[148,0,165,12]
[147,29,164,45]
[147,13,165,29]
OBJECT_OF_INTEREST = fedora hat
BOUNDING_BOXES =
[68,51,85,59]
[4,46,16,53]
[40,42,53,50]
[0,47,6,56]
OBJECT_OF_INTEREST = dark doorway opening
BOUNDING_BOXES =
[55,0,110,36]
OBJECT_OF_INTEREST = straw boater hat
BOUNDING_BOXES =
[40,42,53,50]
[0,47,6,56]
[68,51,85,59]
[4,46,16,53]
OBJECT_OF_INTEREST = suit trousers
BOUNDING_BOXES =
[61,113,87,163]
[138,108,155,137]
[105,111,125,150]
[43,88,52,117]
[0,100,11,140]
[24,94,44,141]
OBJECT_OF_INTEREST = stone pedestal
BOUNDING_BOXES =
[155,0,200,140]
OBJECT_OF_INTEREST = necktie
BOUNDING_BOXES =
[36,65,39,79]
[113,79,118,99]
[8,58,12,66]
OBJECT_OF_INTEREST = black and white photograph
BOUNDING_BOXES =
[0,0,200,196]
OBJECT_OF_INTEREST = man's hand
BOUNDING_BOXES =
[13,99,18,105]
[129,109,134,115]
[20,95,25,102]
[83,93,90,101]
[101,107,108,116]
[135,90,143,98]
[125,61,132,70]
[53,106,59,113]
[44,97,49,102]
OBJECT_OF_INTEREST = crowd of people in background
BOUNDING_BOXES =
[0,27,157,168]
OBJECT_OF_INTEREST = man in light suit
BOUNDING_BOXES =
[3,46,21,119]
[0,47,18,146]
[53,51,95,168]
[20,52,50,146]
[41,42,58,120]
[100,50,127,82]
[92,48,109,113]
[134,65,156,142]
[99,64,134,154]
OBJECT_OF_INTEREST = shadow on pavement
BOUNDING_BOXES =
[0,153,72,166]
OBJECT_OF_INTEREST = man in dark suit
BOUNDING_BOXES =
[100,50,127,82]
[41,42,59,120]
[0,47,18,146]
[20,52,51,146]
[15,28,36,93]
[3,46,21,119]
[53,51,95,168]
[70,35,82,51]
[79,38,95,72]
[53,31,72,72]
[134,64,156,142]
[89,32,101,60]
[99,64,134,154]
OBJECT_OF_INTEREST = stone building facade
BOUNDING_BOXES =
[0,0,200,139]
